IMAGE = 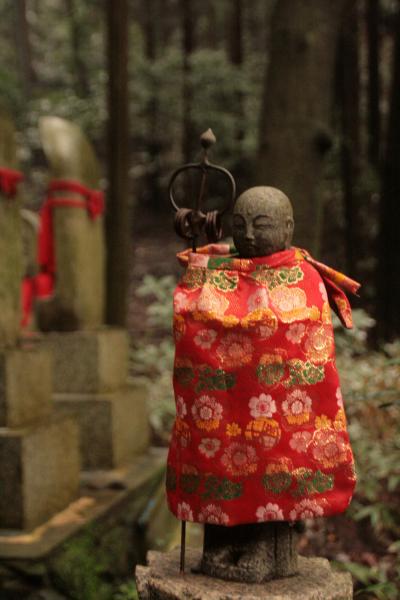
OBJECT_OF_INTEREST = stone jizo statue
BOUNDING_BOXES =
[167,185,359,583]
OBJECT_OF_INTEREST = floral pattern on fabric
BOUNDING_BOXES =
[167,245,359,525]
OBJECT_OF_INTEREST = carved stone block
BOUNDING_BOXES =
[0,414,80,530]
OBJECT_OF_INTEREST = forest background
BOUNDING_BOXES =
[1,0,400,598]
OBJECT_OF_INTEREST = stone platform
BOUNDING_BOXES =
[135,547,353,600]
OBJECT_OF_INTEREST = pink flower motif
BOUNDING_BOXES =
[176,396,187,419]
[336,387,344,409]
[289,431,312,452]
[311,429,349,468]
[247,288,269,312]
[177,502,194,521]
[289,499,324,521]
[174,291,190,313]
[256,503,284,522]
[217,333,253,368]
[249,394,276,418]
[198,504,229,525]
[194,328,217,349]
[198,438,221,458]
[192,396,223,430]
[285,322,306,344]
[319,282,328,302]
[221,442,258,476]
[282,390,312,424]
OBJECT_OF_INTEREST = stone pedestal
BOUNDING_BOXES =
[0,112,80,532]
[47,329,150,470]
[0,347,52,427]
[39,116,104,329]
[135,548,353,600]
[0,412,79,530]
[0,345,80,530]
[0,112,23,347]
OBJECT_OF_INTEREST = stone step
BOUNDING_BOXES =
[0,346,52,428]
[0,413,80,530]
[54,382,149,470]
[46,328,129,394]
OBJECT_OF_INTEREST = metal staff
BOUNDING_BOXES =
[168,130,236,573]
[168,128,236,253]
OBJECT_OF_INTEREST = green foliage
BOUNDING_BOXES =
[336,560,400,600]
[50,529,112,600]
[131,275,176,441]
[114,582,139,600]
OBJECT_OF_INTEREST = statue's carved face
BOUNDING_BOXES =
[232,187,294,258]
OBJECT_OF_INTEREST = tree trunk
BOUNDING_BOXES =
[13,0,37,96]
[181,0,196,163]
[64,0,90,97]
[336,0,361,276]
[105,0,130,327]
[366,0,381,167]
[227,0,243,66]
[376,4,400,341]
[256,0,346,253]
[227,0,245,181]
[144,0,162,210]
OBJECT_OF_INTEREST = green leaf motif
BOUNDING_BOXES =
[196,366,236,392]
[285,360,324,387]
[292,469,334,497]
[166,466,177,491]
[208,270,238,291]
[251,266,304,289]
[256,362,285,386]
[181,473,201,494]
[174,366,195,387]
[202,475,243,500]
[262,472,292,494]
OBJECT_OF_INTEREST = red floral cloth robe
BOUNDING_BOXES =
[166,244,360,526]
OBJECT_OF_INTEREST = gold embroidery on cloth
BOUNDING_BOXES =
[303,324,334,364]
[216,333,254,368]
[270,286,319,323]
[310,428,351,468]
[245,417,281,449]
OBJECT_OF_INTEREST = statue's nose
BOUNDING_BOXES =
[245,225,255,241]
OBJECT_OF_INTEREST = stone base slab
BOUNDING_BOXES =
[135,548,353,600]
[0,448,166,560]
[0,414,80,530]
[0,346,52,427]
[46,328,128,394]
[55,383,149,470]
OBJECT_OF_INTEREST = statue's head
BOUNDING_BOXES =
[232,186,294,258]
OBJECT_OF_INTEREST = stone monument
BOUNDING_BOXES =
[0,110,80,530]
[136,137,356,597]
[36,116,149,470]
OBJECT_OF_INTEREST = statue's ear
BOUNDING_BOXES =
[286,218,294,243]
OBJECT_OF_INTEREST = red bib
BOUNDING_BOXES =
[166,245,359,525]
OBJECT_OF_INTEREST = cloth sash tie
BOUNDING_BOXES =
[0,167,24,198]
[38,179,104,276]
[177,244,360,329]
[21,179,104,329]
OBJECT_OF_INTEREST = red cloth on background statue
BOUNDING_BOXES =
[21,179,104,328]
[0,167,24,198]
[166,244,360,525]
[37,179,104,277]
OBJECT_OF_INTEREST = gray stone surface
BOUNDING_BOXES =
[0,346,52,427]
[39,116,105,329]
[0,111,23,348]
[0,414,80,530]
[47,328,128,394]
[135,548,353,600]
[55,383,149,470]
